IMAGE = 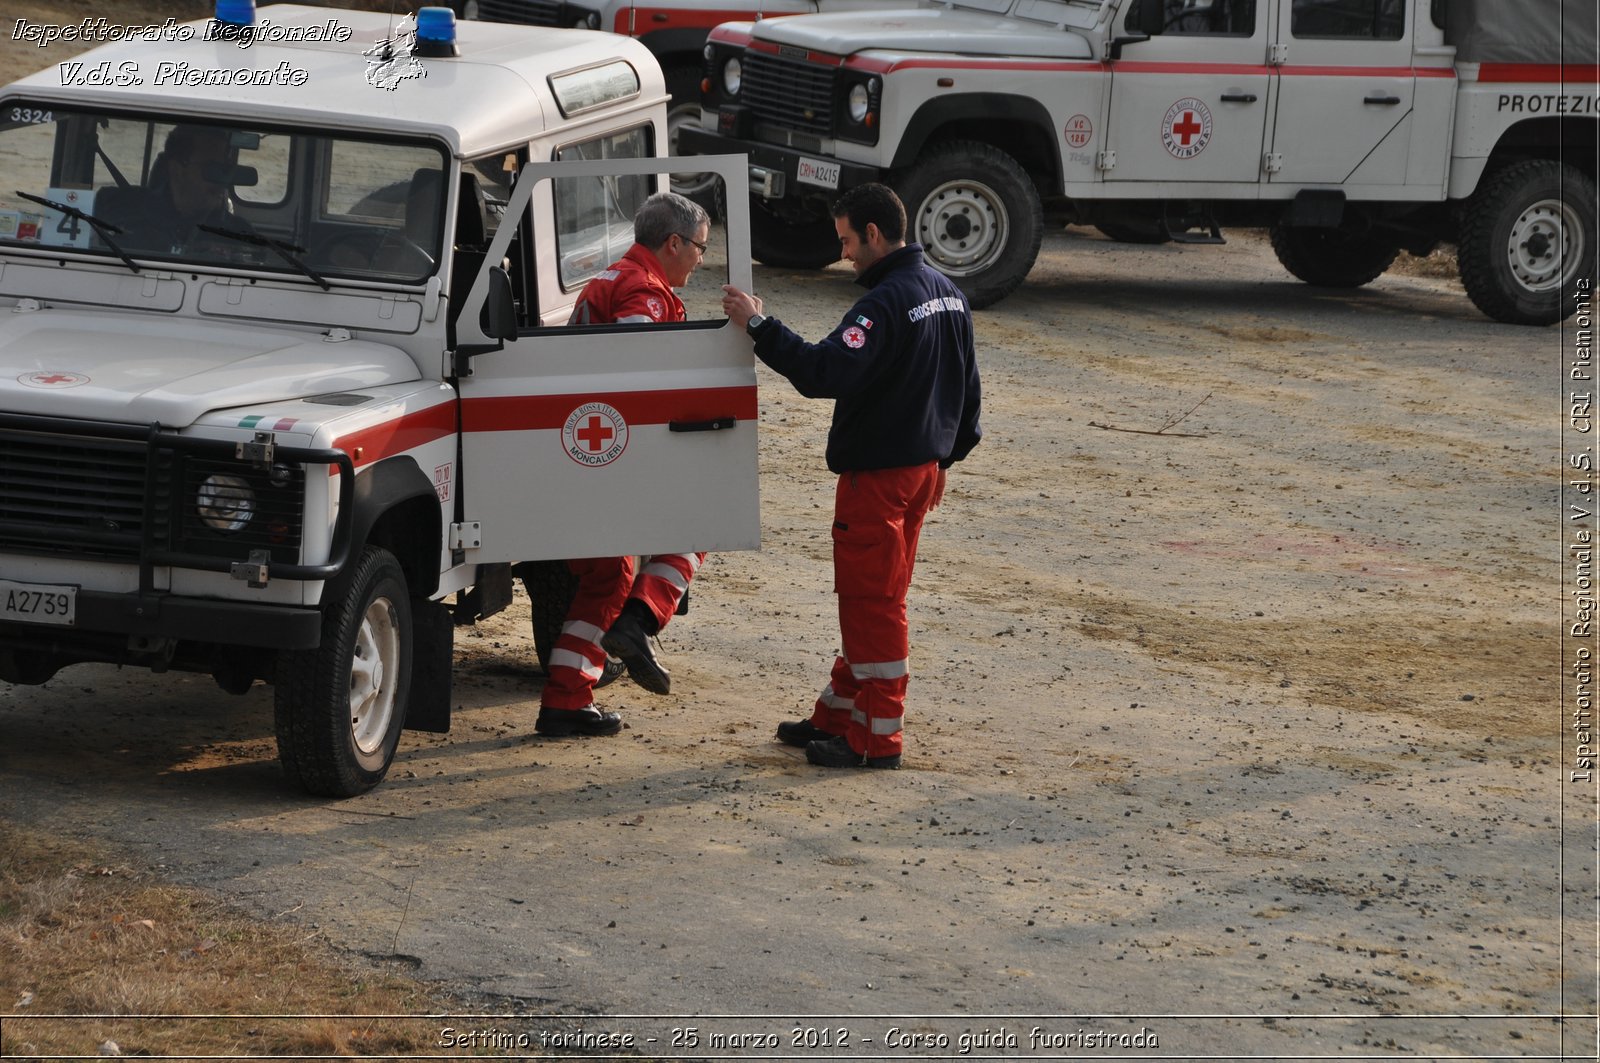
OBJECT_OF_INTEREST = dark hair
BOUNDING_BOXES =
[163,124,231,163]
[831,183,906,245]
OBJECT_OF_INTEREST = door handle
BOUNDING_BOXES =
[1220,92,1258,103]
[669,417,738,433]
[1363,95,1403,105]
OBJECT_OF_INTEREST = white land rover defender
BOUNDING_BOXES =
[0,5,758,795]
[456,0,919,203]
[682,0,1597,324]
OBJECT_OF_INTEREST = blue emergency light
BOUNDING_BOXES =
[414,7,461,57]
[214,0,256,26]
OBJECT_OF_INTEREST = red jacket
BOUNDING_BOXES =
[568,244,684,325]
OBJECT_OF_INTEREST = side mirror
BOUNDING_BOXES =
[482,265,516,340]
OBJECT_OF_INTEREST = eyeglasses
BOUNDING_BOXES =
[678,233,708,255]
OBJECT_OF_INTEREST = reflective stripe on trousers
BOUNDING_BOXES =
[810,462,941,758]
[630,551,706,630]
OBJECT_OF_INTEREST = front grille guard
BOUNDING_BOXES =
[0,412,355,587]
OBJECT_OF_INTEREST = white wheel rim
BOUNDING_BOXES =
[913,179,1008,276]
[1507,196,1582,294]
[349,596,400,757]
[667,101,717,199]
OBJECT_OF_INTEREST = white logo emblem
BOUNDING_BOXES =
[646,295,666,320]
[364,15,426,91]
[19,370,89,388]
[562,402,629,467]
[1161,97,1213,159]
[842,326,867,349]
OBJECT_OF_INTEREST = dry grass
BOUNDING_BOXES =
[0,823,462,1059]
[1391,245,1461,279]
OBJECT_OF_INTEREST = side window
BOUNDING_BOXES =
[552,126,653,292]
[1127,0,1257,36]
[459,149,532,327]
[1290,0,1404,39]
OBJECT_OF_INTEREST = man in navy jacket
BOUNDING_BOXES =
[723,183,982,768]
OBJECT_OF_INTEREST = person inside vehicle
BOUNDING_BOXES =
[101,124,257,257]
[532,190,713,738]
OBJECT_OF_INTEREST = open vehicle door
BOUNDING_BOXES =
[453,154,760,564]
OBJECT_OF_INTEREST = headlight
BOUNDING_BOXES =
[847,82,871,123]
[571,9,600,29]
[197,474,256,533]
[722,57,742,95]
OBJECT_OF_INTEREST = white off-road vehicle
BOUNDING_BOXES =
[456,0,919,202]
[683,0,1597,323]
[0,4,757,795]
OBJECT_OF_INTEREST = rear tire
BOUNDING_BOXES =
[750,198,841,269]
[1269,222,1398,288]
[893,140,1043,309]
[275,546,410,798]
[1095,221,1172,245]
[519,560,624,689]
[1458,159,1597,326]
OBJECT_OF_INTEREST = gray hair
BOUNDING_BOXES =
[634,191,709,250]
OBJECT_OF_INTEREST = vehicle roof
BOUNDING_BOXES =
[4,4,664,155]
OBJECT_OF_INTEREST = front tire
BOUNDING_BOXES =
[275,546,411,798]
[665,67,719,212]
[893,140,1043,309]
[1269,222,1398,288]
[1458,159,1598,326]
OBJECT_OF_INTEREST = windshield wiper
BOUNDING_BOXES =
[199,224,331,290]
[14,190,141,274]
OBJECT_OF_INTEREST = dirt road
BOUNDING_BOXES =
[0,3,1594,1057]
[3,219,1588,1057]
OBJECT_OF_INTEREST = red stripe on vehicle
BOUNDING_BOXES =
[631,7,757,34]
[1478,63,1600,83]
[462,385,758,433]
[1279,65,1455,77]
[330,402,456,474]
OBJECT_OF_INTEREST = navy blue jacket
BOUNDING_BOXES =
[753,244,982,474]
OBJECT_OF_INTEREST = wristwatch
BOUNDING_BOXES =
[745,312,768,338]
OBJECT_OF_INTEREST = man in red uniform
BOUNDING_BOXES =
[535,191,712,737]
[721,184,982,768]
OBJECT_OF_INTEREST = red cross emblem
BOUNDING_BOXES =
[1161,97,1213,160]
[19,370,89,388]
[575,415,614,452]
[562,401,629,467]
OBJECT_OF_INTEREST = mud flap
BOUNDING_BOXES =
[405,597,453,733]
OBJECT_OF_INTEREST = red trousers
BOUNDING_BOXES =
[540,552,703,709]
[807,462,941,758]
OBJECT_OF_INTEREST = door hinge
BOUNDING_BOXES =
[1268,42,1288,65]
[449,521,482,550]
[1096,149,1117,172]
[1263,151,1283,175]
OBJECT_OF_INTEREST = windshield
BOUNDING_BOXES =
[0,101,449,284]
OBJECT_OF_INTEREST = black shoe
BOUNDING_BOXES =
[535,706,623,737]
[805,735,900,770]
[594,656,626,690]
[601,611,671,695]
[777,718,838,748]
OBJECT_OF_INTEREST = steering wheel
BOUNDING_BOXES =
[313,229,435,276]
